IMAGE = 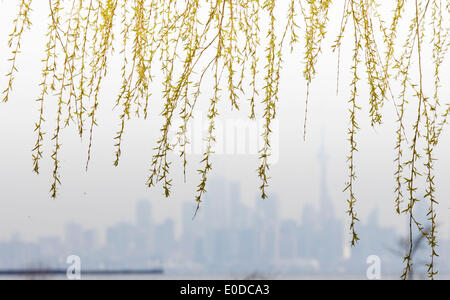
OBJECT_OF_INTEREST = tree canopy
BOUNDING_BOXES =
[3,0,450,279]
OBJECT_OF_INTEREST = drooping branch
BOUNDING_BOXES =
[2,0,450,279]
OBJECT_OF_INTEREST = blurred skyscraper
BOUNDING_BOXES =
[0,155,447,277]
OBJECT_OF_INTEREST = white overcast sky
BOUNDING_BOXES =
[0,0,449,244]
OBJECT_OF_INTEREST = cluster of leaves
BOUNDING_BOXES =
[2,0,450,279]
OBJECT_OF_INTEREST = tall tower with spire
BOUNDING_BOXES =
[316,130,344,269]
[298,129,343,268]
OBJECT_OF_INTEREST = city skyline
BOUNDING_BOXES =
[1,147,447,278]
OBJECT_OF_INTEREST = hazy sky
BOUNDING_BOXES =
[0,0,449,245]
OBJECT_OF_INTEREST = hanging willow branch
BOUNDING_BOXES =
[2,0,33,103]
[2,0,450,279]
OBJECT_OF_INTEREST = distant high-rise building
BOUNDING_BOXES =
[136,199,152,228]
[64,222,84,252]
[204,177,233,230]
[154,219,175,260]
[279,220,298,260]
[106,222,135,254]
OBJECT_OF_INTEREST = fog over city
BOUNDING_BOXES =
[0,1,449,279]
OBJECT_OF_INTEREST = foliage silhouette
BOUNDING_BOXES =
[3,0,450,279]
